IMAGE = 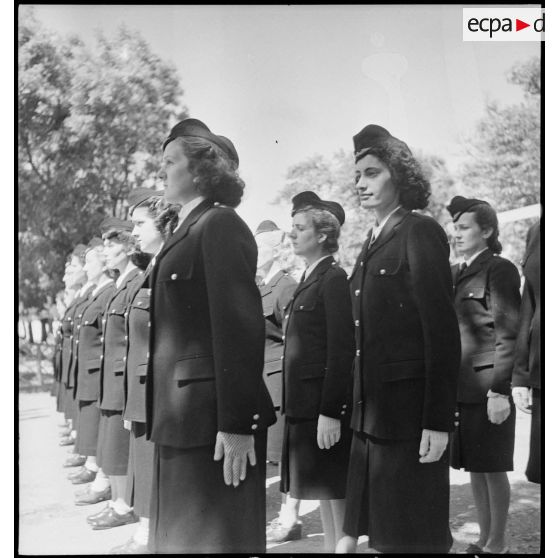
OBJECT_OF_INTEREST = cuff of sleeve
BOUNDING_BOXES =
[487,389,510,399]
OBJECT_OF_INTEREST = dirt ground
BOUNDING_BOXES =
[18,391,540,555]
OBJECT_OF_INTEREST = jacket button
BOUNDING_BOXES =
[137,301,142,306]
[356,349,361,356]
[123,356,127,361]
[454,411,459,417]
[360,262,364,267]
[77,325,81,330]
[380,269,386,275]
[100,337,104,343]
[70,335,73,340]
[285,314,289,320]
[280,355,284,360]
[454,421,459,426]
[468,293,474,297]
[341,410,346,415]
[299,305,304,309]
[147,322,151,327]
[251,424,258,430]
[100,355,104,360]
[355,320,359,326]
[355,290,360,296]
[76,340,79,344]
[111,309,115,313]
[171,273,178,280]
[147,289,152,296]
[342,404,347,409]
[357,400,363,406]
[146,352,150,358]
[124,335,128,341]
[124,312,128,318]
[253,414,260,420]
[282,335,285,341]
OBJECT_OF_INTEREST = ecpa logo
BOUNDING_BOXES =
[463,8,544,42]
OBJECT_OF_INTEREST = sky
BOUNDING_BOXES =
[26,4,540,231]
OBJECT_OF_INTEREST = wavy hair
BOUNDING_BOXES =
[466,203,503,254]
[355,144,431,210]
[172,137,245,207]
[293,206,341,254]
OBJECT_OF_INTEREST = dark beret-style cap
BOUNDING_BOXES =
[353,124,412,157]
[447,196,490,221]
[100,217,134,234]
[127,188,163,212]
[255,220,280,235]
[163,118,240,167]
[291,191,345,226]
[87,237,103,249]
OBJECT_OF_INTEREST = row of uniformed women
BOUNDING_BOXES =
[51,118,540,554]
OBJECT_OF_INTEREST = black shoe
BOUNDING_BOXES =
[70,468,96,484]
[75,485,111,506]
[90,508,138,530]
[266,518,302,542]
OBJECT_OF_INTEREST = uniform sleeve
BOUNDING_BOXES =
[406,218,461,432]
[512,281,535,387]
[202,209,266,434]
[319,270,355,419]
[488,259,521,395]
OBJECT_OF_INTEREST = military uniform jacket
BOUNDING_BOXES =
[75,281,115,402]
[53,323,63,383]
[513,221,541,390]
[123,268,152,423]
[146,199,276,450]
[68,285,95,390]
[61,293,89,387]
[281,256,355,420]
[99,268,141,411]
[260,271,297,408]
[350,208,461,440]
[452,250,521,403]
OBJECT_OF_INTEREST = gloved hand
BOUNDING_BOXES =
[419,429,448,463]
[487,396,511,424]
[317,414,341,450]
[213,431,256,487]
[512,386,531,414]
[123,420,132,431]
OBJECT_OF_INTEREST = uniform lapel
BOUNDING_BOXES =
[260,270,283,297]
[291,256,333,300]
[158,199,214,259]
[365,207,409,261]
[456,249,491,285]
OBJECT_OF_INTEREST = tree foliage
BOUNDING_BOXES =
[18,8,188,308]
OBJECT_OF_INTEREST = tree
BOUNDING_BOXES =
[274,149,455,271]
[457,55,540,265]
[18,8,188,308]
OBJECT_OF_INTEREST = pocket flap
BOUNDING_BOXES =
[131,296,150,311]
[107,305,127,317]
[86,358,100,372]
[158,264,194,283]
[300,362,326,380]
[173,355,214,381]
[381,360,425,382]
[113,359,125,374]
[472,351,494,370]
[462,286,486,300]
[293,299,318,312]
[370,258,404,276]
[135,364,147,377]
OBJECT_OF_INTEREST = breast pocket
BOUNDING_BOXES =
[370,258,405,277]
[131,292,151,312]
[461,286,488,310]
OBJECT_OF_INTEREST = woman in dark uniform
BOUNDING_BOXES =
[280,191,354,552]
[448,196,521,554]
[512,219,541,485]
[109,188,177,554]
[146,118,276,553]
[338,125,461,554]
[87,218,140,530]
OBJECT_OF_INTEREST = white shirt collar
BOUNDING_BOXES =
[304,255,330,280]
[175,196,206,231]
[464,247,489,267]
[374,205,402,236]
[78,283,92,297]
[116,262,137,288]
[91,276,114,297]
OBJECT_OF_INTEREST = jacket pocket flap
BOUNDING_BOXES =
[86,358,100,371]
[113,359,125,374]
[370,258,403,276]
[131,296,150,311]
[462,286,486,299]
[173,355,214,381]
[107,305,127,316]
[300,363,326,380]
[381,360,425,382]
[135,364,148,377]
[293,299,318,312]
[472,351,494,370]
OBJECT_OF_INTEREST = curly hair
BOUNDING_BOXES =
[172,137,245,207]
[466,203,503,254]
[132,196,180,242]
[293,206,341,254]
[355,144,431,210]
[101,229,137,252]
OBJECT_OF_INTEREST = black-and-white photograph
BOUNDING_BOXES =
[18,4,542,555]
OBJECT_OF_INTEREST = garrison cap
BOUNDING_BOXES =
[353,124,412,157]
[163,118,240,167]
[71,244,87,260]
[127,188,163,213]
[447,196,490,222]
[255,220,280,235]
[100,217,134,235]
[86,237,103,251]
[291,191,345,226]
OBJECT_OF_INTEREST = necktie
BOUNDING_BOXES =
[299,271,306,284]
[368,221,380,249]
[457,261,467,280]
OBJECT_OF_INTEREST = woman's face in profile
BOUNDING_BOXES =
[158,140,196,205]
[452,212,491,259]
[83,249,105,282]
[289,212,323,259]
[131,206,162,254]
[354,154,399,213]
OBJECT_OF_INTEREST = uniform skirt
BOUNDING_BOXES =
[148,432,267,554]
[526,389,541,483]
[267,410,284,463]
[343,431,453,554]
[450,401,515,472]
[96,410,130,475]
[63,386,77,422]
[125,421,154,517]
[280,416,351,500]
[55,381,65,413]
[75,400,101,456]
